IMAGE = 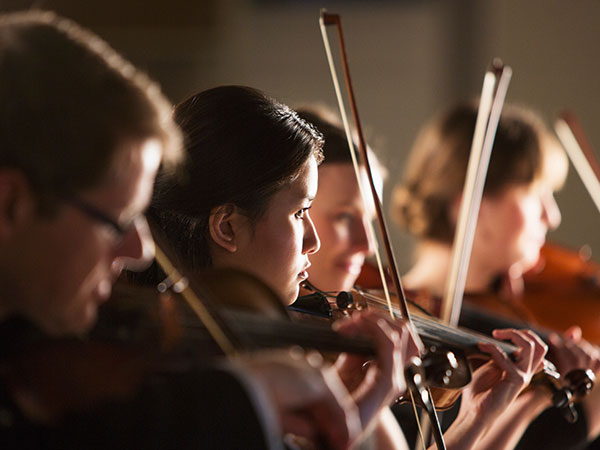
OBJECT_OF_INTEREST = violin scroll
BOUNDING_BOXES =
[295,284,472,407]
[535,364,595,423]
[566,368,595,399]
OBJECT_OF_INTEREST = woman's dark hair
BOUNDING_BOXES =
[296,105,387,183]
[296,106,353,164]
[144,86,324,279]
[392,102,566,243]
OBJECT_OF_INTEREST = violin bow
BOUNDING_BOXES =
[319,10,446,450]
[440,61,513,327]
[554,111,600,214]
[418,61,511,450]
[318,11,410,323]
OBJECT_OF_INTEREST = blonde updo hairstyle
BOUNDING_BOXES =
[392,102,567,243]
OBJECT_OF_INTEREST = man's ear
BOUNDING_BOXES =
[209,204,241,253]
[0,169,35,240]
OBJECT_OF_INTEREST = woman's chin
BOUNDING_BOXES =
[511,253,541,277]
[285,284,301,305]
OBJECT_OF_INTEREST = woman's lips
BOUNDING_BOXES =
[298,264,311,280]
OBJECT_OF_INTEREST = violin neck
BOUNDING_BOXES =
[184,309,376,356]
[410,314,518,358]
[350,289,519,357]
[458,302,551,343]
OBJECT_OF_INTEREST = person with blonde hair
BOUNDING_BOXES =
[393,102,600,449]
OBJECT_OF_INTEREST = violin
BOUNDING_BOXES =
[292,281,595,422]
[1,269,392,425]
[456,242,600,346]
[358,254,600,350]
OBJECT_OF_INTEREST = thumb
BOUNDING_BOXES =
[564,325,582,342]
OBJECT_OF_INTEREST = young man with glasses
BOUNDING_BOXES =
[0,11,181,336]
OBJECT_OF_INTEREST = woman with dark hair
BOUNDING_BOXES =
[149,85,323,303]
[145,88,548,450]
[392,102,600,449]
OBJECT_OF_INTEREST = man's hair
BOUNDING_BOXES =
[0,10,182,212]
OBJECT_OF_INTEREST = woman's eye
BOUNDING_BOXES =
[295,207,310,219]
[336,212,354,223]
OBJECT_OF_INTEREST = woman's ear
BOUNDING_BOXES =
[208,204,240,253]
[0,169,35,241]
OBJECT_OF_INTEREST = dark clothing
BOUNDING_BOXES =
[391,299,594,450]
[0,318,281,450]
[516,405,589,450]
[393,393,590,450]
[459,308,593,450]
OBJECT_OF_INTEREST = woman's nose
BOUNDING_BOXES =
[303,214,321,255]
[542,191,562,231]
[352,218,375,256]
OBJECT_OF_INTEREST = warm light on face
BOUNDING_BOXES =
[213,157,320,305]
[113,139,163,272]
[475,180,560,278]
[13,138,164,336]
[308,164,380,292]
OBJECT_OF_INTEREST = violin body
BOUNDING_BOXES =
[295,281,594,418]
[0,282,203,426]
[0,271,381,427]
[517,242,600,344]
[357,243,600,345]
[350,261,596,418]
[441,243,600,346]
[0,319,276,449]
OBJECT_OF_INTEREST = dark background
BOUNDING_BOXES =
[3,0,600,271]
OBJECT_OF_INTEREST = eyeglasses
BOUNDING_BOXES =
[61,194,156,271]
[63,194,140,243]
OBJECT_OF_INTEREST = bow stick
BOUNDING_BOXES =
[318,10,445,450]
[440,61,513,327]
[554,111,600,214]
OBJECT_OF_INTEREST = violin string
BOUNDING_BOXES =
[356,290,518,356]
